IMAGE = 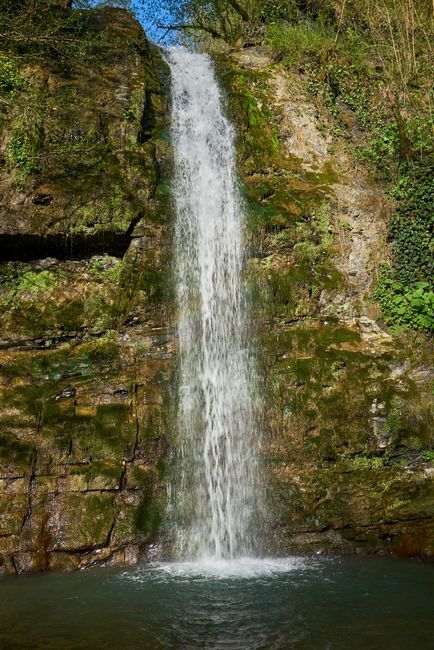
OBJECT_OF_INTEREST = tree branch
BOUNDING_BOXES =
[226,0,250,21]
[157,23,225,41]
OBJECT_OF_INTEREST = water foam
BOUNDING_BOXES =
[153,558,306,580]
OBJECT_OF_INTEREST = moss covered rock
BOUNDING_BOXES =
[222,48,433,559]
[0,8,174,575]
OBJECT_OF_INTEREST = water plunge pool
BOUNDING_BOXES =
[1,556,432,649]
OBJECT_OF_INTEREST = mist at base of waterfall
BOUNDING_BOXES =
[1,556,432,649]
[149,556,305,579]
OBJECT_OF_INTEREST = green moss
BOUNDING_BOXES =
[0,433,34,472]
[134,482,163,537]
[32,399,136,464]
[220,66,280,171]
[0,338,121,402]
[124,85,145,124]
[351,455,385,470]
[303,161,340,187]
[55,492,115,549]
[69,184,135,236]
[83,461,123,486]
[127,465,149,488]
[293,202,333,264]
[1,269,56,306]
[0,259,133,337]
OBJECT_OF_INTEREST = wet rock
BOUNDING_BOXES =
[56,387,76,400]
[32,193,53,206]
[224,47,434,560]
[0,8,174,574]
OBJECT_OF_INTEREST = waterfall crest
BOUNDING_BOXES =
[166,47,260,561]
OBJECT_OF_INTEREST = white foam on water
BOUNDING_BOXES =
[149,557,306,580]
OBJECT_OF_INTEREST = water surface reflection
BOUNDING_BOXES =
[0,556,432,649]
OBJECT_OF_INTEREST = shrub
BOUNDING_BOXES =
[374,269,434,333]
[266,20,335,66]
[7,118,43,176]
[0,55,25,95]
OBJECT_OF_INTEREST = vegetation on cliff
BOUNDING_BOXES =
[201,0,433,555]
[0,4,173,574]
[150,0,433,334]
[0,0,432,572]
[263,1,433,334]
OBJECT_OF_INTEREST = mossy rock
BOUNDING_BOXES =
[47,492,115,550]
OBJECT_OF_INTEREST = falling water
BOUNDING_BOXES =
[166,48,260,561]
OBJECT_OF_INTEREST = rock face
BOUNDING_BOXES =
[222,49,433,558]
[0,14,432,574]
[0,9,174,573]
[0,9,165,246]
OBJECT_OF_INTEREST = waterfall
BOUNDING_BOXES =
[166,47,260,561]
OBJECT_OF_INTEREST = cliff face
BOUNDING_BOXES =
[0,9,432,575]
[0,9,174,573]
[221,49,433,557]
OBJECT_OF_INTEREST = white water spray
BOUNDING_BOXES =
[166,48,260,561]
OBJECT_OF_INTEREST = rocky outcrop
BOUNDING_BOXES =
[0,9,168,244]
[1,15,432,574]
[222,48,433,558]
[0,9,174,574]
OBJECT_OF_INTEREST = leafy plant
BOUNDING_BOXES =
[7,117,43,176]
[374,269,434,332]
[293,202,333,266]
[1,270,57,306]
[0,55,25,96]
[87,256,122,282]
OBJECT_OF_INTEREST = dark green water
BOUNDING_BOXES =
[0,556,433,649]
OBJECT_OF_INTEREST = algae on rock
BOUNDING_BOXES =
[221,48,433,558]
[0,8,175,575]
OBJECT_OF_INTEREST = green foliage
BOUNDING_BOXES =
[7,117,43,177]
[265,1,433,336]
[0,54,25,96]
[384,396,402,435]
[267,20,335,66]
[374,269,434,333]
[389,160,434,285]
[349,102,433,335]
[1,269,56,306]
[326,65,375,128]
[340,219,352,231]
[356,122,400,178]
[87,255,122,282]
[363,121,433,335]
[11,269,55,295]
[258,0,299,24]
[293,202,333,266]
[0,1,125,60]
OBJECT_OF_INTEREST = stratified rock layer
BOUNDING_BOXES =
[222,49,433,558]
[0,17,432,573]
[0,9,174,573]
